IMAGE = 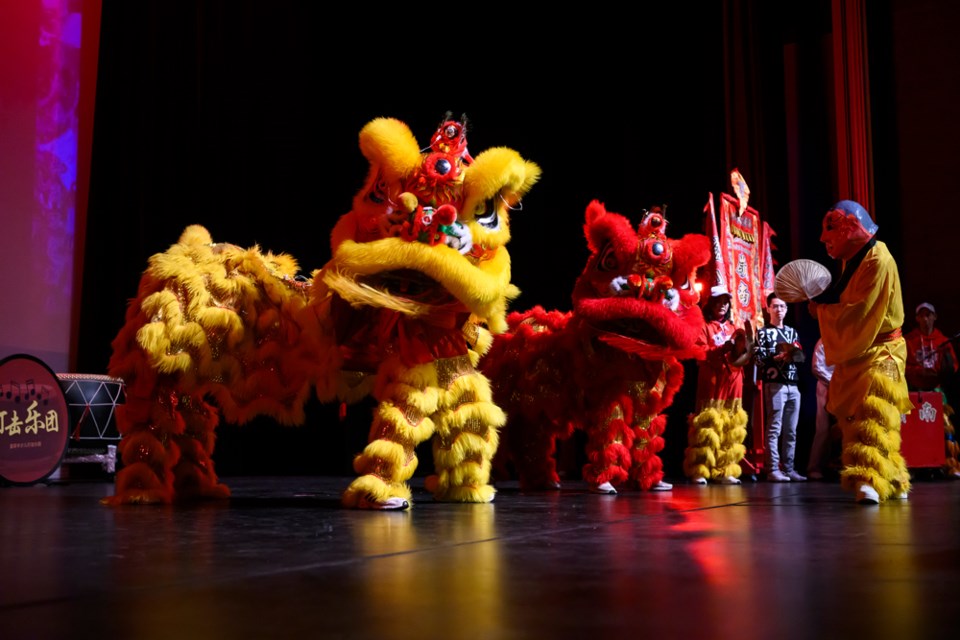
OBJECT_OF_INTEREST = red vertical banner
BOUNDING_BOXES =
[718,193,765,330]
[703,192,728,292]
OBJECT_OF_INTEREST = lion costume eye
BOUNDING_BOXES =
[367,175,389,205]
[475,202,500,231]
[598,243,619,271]
[639,238,671,265]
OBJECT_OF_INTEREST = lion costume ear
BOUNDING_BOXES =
[583,200,608,253]
[358,117,422,183]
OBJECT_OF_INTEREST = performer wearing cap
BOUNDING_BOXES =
[906,302,957,391]
[809,200,912,504]
[683,285,754,485]
[904,301,960,478]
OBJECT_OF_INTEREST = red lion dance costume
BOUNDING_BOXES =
[104,114,541,509]
[482,201,710,494]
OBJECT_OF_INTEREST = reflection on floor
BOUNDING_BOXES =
[2,474,959,639]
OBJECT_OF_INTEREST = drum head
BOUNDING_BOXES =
[0,354,70,485]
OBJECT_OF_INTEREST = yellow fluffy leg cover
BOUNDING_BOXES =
[341,359,438,508]
[684,407,722,481]
[683,401,746,481]
[717,402,747,479]
[426,358,502,503]
[839,373,912,501]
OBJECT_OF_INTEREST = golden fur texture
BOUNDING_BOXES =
[839,370,912,500]
[105,115,540,509]
[684,399,748,481]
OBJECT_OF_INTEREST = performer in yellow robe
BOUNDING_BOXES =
[809,200,912,505]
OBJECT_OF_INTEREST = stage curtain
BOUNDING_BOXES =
[831,0,875,213]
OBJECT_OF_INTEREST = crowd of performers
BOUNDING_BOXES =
[681,199,959,505]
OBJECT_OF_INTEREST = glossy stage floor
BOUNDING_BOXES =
[3,473,959,640]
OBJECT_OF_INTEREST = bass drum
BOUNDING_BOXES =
[0,354,70,485]
[56,373,124,442]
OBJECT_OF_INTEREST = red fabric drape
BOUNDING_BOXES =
[832,0,875,212]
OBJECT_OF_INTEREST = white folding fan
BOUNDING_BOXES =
[774,259,832,303]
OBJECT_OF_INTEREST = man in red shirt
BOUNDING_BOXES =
[905,302,960,478]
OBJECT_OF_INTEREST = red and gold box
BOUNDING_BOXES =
[901,391,946,468]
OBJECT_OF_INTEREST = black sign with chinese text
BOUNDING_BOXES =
[0,354,69,485]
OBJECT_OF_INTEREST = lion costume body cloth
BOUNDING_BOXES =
[482,201,710,492]
[105,115,541,509]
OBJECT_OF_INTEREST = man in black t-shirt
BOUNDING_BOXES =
[755,293,806,482]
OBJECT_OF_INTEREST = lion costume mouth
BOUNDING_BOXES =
[580,303,705,360]
[592,319,669,345]
[322,267,462,319]
[358,269,457,306]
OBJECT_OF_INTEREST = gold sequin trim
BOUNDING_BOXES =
[438,416,488,449]
[436,355,473,388]
[402,404,424,426]
[876,357,901,382]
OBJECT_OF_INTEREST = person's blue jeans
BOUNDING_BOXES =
[763,382,801,473]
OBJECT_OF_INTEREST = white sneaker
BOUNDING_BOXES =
[896,491,910,500]
[767,470,791,482]
[590,481,617,494]
[856,484,880,505]
[719,476,741,485]
[650,480,673,491]
[787,471,807,482]
[692,477,708,485]
[357,495,410,510]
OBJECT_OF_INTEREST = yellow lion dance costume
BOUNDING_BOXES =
[104,114,541,509]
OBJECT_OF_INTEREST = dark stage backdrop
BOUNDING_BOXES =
[79,4,738,476]
[80,3,736,358]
